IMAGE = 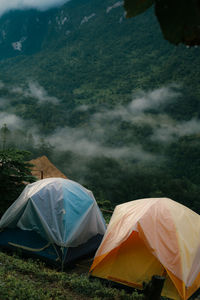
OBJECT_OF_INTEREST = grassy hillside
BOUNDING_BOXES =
[0,251,143,300]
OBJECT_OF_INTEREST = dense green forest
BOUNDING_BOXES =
[0,0,200,215]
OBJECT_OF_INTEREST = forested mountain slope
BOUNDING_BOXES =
[0,0,199,114]
[0,0,200,213]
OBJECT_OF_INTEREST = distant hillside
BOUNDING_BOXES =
[0,0,200,214]
[0,0,199,121]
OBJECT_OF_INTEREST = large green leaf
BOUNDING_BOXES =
[124,0,200,46]
[124,0,154,18]
[155,0,200,46]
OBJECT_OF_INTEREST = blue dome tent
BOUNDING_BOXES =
[0,178,106,268]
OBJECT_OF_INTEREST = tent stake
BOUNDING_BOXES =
[143,275,165,300]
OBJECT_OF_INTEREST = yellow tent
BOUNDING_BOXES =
[90,198,200,300]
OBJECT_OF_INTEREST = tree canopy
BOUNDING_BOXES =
[0,148,35,216]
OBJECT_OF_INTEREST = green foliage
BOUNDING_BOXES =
[0,148,35,216]
[0,251,143,300]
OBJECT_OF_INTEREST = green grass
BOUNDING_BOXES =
[0,251,143,300]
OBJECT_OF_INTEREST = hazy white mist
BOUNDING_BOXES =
[11,81,59,104]
[47,126,156,161]
[0,112,24,129]
[0,0,70,17]
[1,83,200,162]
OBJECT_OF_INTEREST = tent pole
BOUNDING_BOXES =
[61,247,64,272]
[61,247,68,272]
[52,243,61,265]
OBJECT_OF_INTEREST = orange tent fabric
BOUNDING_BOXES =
[90,198,200,300]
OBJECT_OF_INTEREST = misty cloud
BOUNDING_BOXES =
[75,104,90,112]
[1,84,200,163]
[11,81,59,104]
[0,0,70,17]
[27,81,59,104]
[11,86,24,95]
[0,112,24,129]
[90,85,200,145]
[129,86,180,113]
[151,118,200,143]
[93,86,180,124]
[0,81,5,89]
[0,98,10,109]
[47,86,180,160]
[47,126,156,161]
